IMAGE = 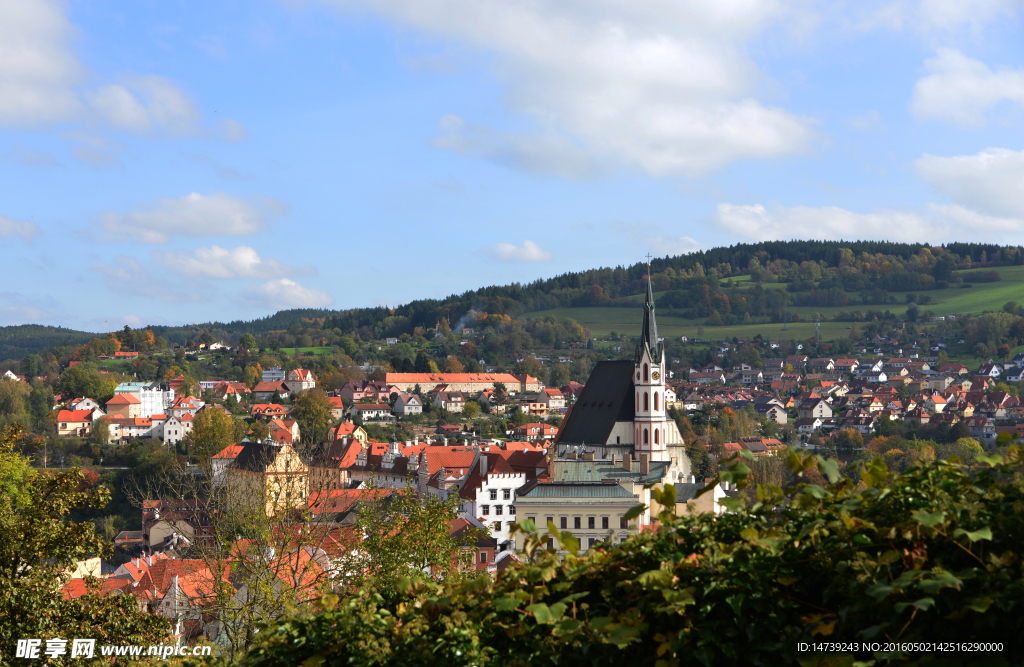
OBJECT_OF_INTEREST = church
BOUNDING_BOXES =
[555,270,690,468]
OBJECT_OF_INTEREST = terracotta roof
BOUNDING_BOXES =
[57,409,93,422]
[213,444,246,459]
[107,393,141,405]
[386,372,524,384]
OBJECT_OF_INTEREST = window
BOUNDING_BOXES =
[503,488,511,500]
[654,392,659,410]
[644,392,649,411]
[616,436,620,444]
[620,517,629,529]
[588,516,595,529]
[560,517,567,529]
[655,429,659,445]
[547,516,554,528]
[482,505,490,515]
[588,538,597,548]
[528,515,536,525]
[602,516,609,529]
[643,363,648,382]
[495,505,503,515]
[509,505,516,515]
[574,517,581,529]
[493,521,501,532]
[644,428,649,445]
[489,489,498,500]
[635,392,639,411]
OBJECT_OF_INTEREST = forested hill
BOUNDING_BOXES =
[1,240,1021,360]
[0,325,97,361]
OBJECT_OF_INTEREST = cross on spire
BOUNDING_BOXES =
[645,253,652,266]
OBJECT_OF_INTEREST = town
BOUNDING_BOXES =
[4,250,1024,656]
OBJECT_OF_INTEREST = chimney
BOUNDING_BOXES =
[611,454,618,466]
[640,453,649,475]
[479,455,487,476]
[623,456,632,472]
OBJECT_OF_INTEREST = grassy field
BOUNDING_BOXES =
[278,347,334,355]
[524,266,1024,342]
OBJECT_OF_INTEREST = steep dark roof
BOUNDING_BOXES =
[635,272,661,363]
[556,360,635,445]
[232,441,281,472]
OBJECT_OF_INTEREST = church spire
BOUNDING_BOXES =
[636,258,660,363]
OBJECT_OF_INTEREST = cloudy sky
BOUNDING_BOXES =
[2,0,1023,330]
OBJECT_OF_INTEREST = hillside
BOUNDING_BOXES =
[2,240,1022,362]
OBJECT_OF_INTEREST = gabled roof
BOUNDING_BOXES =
[107,393,141,405]
[213,444,246,459]
[57,409,93,422]
[232,441,282,472]
[556,360,635,445]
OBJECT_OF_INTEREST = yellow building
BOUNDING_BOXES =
[226,441,309,516]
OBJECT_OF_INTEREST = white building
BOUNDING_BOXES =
[458,454,527,551]
[114,382,175,418]
[263,367,286,383]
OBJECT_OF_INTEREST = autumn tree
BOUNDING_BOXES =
[1,426,169,659]
[187,408,243,464]
[443,356,465,373]
[292,389,334,449]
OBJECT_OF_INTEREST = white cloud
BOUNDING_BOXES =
[0,0,246,140]
[155,245,291,279]
[5,141,62,167]
[610,222,703,255]
[319,0,814,176]
[0,0,82,126]
[432,116,602,179]
[216,118,249,143]
[856,0,1020,33]
[917,0,1020,31]
[915,147,1024,217]
[241,278,334,310]
[86,75,202,136]
[0,292,52,326]
[95,192,288,243]
[715,203,937,242]
[480,239,553,263]
[0,215,41,241]
[91,256,205,302]
[911,49,1024,126]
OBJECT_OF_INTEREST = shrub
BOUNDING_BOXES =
[222,449,1024,667]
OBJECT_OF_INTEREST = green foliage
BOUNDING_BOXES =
[0,426,169,661]
[292,388,334,446]
[221,449,1024,667]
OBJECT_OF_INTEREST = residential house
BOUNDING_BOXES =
[459,453,529,548]
[285,369,317,393]
[169,396,204,419]
[69,397,101,411]
[810,358,835,371]
[512,423,558,441]
[262,367,286,383]
[966,416,997,441]
[106,393,142,419]
[252,404,288,419]
[433,391,465,413]
[212,443,246,487]
[252,381,290,401]
[329,421,368,444]
[539,388,566,410]
[393,393,423,416]
[57,409,100,437]
[924,394,947,413]
[348,403,393,421]
[795,417,822,434]
[797,398,833,420]
[226,441,309,516]
[268,419,300,444]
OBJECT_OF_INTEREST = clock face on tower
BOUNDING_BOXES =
[652,371,660,381]
[636,372,641,380]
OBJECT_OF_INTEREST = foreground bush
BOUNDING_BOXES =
[225,449,1024,666]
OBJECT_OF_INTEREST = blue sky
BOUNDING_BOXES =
[2,0,1023,331]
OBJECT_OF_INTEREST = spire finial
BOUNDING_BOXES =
[645,253,652,267]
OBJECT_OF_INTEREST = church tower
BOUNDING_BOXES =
[633,266,669,461]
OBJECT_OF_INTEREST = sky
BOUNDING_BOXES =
[2,0,1023,332]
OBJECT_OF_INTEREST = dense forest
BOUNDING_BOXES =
[3,240,1022,362]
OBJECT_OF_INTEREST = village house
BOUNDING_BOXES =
[106,393,142,419]
[226,441,309,516]
[433,391,466,413]
[285,368,317,393]
[393,393,423,416]
[347,403,393,422]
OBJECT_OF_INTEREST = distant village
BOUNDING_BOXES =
[4,277,1022,648]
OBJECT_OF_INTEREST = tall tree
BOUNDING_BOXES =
[292,389,334,447]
